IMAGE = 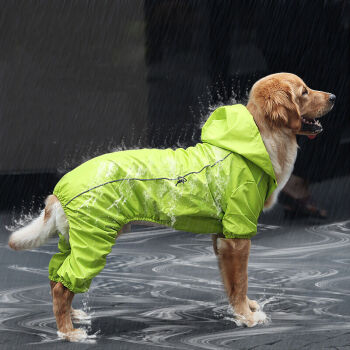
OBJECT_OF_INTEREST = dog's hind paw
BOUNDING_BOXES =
[71,308,91,324]
[58,328,88,342]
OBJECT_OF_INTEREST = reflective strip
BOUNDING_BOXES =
[64,152,233,207]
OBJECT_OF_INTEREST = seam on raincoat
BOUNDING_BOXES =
[230,181,255,198]
[257,171,265,187]
[63,152,234,207]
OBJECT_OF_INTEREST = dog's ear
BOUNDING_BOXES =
[264,88,301,131]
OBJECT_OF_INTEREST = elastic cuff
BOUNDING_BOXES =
[222,231,256,239]
[48,276,89,294]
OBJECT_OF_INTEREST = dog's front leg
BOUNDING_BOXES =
[50,281,87,341]
[214,237,264,327]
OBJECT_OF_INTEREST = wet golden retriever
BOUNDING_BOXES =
[9,73,335,340]
[212,72,335,326]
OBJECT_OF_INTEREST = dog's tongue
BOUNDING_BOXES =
[307,135,317,140]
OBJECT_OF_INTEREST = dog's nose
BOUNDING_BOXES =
[329,94,336,103]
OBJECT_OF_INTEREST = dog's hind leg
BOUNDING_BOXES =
[50,281,90,325]
[50,281,74,332]
[51,281,87,342]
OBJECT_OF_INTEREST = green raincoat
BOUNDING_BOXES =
[49,104,277,293]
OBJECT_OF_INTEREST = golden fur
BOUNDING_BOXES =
[247,73,334,209]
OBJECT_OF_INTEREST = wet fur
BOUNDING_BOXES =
[8,73,334,340]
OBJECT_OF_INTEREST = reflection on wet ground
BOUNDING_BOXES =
[1,213,350,349]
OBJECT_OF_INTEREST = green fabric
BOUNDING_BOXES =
[49,104,277,293]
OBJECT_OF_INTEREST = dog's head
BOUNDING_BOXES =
[247,73,335,138]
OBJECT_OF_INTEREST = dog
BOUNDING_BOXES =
[8,73,335,341]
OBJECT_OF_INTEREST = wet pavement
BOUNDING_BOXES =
[1,176,350,349]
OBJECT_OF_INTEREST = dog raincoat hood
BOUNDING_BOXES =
[201,104,277,199]
[49,104,277,294]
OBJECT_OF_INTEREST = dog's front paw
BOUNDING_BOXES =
[247,297,260,312]
[251,310,267,326]
[71,308,91,324]
[235,310,267,327]
[58,328,88,342]
[234,299,266,327]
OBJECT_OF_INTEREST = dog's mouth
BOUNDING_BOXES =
[300,116,323,139]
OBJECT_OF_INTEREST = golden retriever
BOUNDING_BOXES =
[8,73,335,341]
[212,72,335,327]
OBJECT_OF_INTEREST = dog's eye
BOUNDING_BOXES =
[302,88,308,95]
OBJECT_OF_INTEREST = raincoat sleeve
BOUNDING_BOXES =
[222,181,265,239]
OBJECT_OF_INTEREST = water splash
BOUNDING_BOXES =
[5,209,42,232]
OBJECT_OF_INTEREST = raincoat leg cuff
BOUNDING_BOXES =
[48,275,89,294]
[222,232,256,239]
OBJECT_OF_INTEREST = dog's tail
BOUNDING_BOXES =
[8,195,64,250]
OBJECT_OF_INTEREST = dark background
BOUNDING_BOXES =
[0,0,349,210]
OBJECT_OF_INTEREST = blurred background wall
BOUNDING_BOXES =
[0,0,349,209]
